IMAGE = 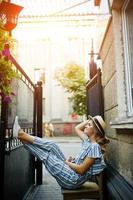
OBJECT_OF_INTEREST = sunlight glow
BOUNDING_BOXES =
[13,21,98,42]
[12,0,110,83]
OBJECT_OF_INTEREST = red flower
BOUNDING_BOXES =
[3,96,11,103]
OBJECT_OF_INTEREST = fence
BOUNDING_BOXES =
[86,68,104,119]
[0,54,43,200]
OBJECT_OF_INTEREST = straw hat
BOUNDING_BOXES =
[88,115,106,136]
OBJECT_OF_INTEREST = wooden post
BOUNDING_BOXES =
[33,84,37,137]
[86,68,104,118]
[36,81,43,185]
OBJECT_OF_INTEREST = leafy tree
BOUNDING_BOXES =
[55,63,87,116]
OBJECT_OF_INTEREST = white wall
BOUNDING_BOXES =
[12,19,106,122]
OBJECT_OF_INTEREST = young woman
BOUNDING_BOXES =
[13,115,109,189]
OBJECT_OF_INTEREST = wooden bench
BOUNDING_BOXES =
[61,173,103,200]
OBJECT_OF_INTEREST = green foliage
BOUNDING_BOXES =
[0,57,18,96]
[0,23,17,103]
[0,28,9,50]
[0,22,14,51]
[55,63,87,116]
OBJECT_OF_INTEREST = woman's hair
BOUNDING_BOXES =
[96,137,110,146]
[92,121,110,158]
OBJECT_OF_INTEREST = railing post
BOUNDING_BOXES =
[0,97,8,200]
[33,84,37,137]
[35,81,43,185]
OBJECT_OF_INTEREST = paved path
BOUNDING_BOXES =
[27,137,81,200]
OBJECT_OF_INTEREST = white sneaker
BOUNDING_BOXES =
[13,116,21,138]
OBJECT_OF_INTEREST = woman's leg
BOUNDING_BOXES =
[23,142,78,189]
[19,131,79,189]
[23,142,50,162]
[18,130,66,161]
[18,131,35,143]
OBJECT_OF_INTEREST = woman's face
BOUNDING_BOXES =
[84,120,95,137]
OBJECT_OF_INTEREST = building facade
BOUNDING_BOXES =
[99,0,133,197]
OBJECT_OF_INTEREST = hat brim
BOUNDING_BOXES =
[88,115,105,136]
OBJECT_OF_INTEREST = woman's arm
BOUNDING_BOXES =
[75,120,89,140]
[65,156,95,175]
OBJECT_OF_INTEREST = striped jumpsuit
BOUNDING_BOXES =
[24,136,106,189]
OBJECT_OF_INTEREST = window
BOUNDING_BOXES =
[123,0,133,116]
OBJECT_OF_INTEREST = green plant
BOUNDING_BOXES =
[0,24,17,103]
[0,56,18,103]
[55,63,87,116]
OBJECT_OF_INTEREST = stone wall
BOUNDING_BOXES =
[100,19,118,138]
[100,17,133,186]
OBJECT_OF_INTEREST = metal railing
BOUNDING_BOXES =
[0,53,43,199]
[4,55,35,152]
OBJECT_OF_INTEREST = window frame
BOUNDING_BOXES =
[122,0,133,116]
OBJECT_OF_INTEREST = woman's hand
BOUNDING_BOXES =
[67,156,75,162]
[65,157,95,175]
